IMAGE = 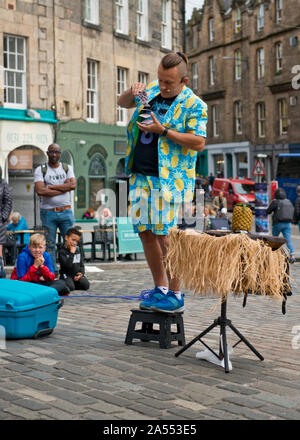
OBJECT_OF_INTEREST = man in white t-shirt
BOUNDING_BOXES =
[34,143,76,274]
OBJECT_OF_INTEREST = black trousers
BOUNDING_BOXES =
[63,275,90,291]
[39,279,70,296]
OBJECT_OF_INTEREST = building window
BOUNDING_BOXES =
[3,34,26,109]
[192,63,198,90]
[234,101,242,135]
[209,56,215,86]
[89,153,106,210]
[257,4,264,31]
[87,60,98,122]
[257,102,266,138]
[278,98,288,135]
[138,71,148,84]
[212,105,219,137]
[117,67,127,125]
[257,48,264,79]
[275,42,283,73]
[234,49,242,80]
[85,0,99,25]
[137,0,148,41]
[209,18,214,42]
[116,0,128,35]
[275,0,283,23]
[161,0,172,50]
[235,8,242,33]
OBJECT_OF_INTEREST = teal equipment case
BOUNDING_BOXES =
[0,279,63,339]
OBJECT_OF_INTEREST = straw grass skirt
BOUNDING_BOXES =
[165,228,289,300]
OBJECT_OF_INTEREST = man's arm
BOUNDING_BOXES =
[136,113,205,152]
[35,181,65,197]
[48,177,76,192]
[117,82,146,109]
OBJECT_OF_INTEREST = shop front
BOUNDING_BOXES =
[207,141,252,179]
[0,109,57,226]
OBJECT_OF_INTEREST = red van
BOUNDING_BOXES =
[212,178,255,211]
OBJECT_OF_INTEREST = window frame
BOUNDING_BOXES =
[235,8,242,33]
[234,101,243,135]
[209,17,214,42]
[234,49,242,80]
[138,71,148,84]
[257,48,265,79]
[161,0,172,50]
[116,0,129,35]
[192,63,198,90]
[257,3,264,32]
[85,0,99,25]
[278,98,288,136]
[137,0,149,41]
[209,56,215,86]
[86,59,99,123]
[275,41,283,73]
[116,67,127,126]
[257,102,266,138]
[3,34,27,109]
[275,0,283,24]
[212,105,219,137]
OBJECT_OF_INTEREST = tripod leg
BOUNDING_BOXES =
[175,321,218,358]
[229,322,264,361]
[220,323,230,373]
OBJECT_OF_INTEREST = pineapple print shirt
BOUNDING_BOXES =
[125,80,208,203]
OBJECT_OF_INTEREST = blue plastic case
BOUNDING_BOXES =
[0,279,63,339]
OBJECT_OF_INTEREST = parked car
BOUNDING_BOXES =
[212,178,255,211]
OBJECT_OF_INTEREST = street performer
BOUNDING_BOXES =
[118,52,207,313]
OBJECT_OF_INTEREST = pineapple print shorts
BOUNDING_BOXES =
[129,173,181,235]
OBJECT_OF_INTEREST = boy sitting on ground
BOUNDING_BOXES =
[58,227,90,291]
[11,233,70,296]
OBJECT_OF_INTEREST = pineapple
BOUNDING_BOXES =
[161,182,173,203]
[181,160,189,171]
[160,141,169,156]
[186,168,195,179]
[166,209,175,223]
[232,203,253,232]
[171,155,179,168]
[181,147,189,156]
[160,159,170,179]
[174,170,184,192]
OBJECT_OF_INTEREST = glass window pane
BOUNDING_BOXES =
[15,72,22,87]
[16,88,23,104]
[17,38,24,54]
[7,71,15,87]
[8,87,14,102]
[9,54,16,70]
[9,37,16,53]
[3,36,7,51]
[3,53,7,68]
[17,54,24,71]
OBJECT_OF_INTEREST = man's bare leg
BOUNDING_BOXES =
[139,230,168,287]
[157,234,181,292]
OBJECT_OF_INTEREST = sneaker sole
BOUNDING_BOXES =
[151,305,184,314]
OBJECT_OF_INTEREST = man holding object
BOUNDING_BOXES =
[118,52,207,313]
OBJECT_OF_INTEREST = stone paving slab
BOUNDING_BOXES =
[0,264,300,420]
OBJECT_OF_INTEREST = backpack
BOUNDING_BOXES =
[41,162,69,179]
[209,217,231,231]
[276,199,294,222]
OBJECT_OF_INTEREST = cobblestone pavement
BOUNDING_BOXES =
[0,262,300,421]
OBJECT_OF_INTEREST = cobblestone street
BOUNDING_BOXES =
[0,261,300,421]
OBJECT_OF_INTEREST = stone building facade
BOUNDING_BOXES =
[0,0,184,223]
[187,0,300,182]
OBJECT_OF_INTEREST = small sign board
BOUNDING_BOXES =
[252,159,266,176]
[116,217,144,254]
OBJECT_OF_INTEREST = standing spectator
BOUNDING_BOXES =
[267,188,295,263]
[34,143,76,275]
[0,166,13,278]
[212,190,227,214]
[118,52,207,313]
[6,211,30,245]
[294,185,300,232]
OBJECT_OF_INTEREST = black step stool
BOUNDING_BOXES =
[125,309,185,349]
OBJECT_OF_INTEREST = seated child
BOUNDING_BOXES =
[11,233,70,296]
[58,227,90,291]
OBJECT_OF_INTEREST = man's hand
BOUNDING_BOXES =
[69,245,77,254]
[74,272,83,282]
[136,112,164,135]
[131,82,146,97]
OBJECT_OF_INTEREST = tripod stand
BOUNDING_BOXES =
[175,297,264,373]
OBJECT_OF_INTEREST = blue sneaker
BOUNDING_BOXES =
[139,287,165,310]
[151,291,184,313]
